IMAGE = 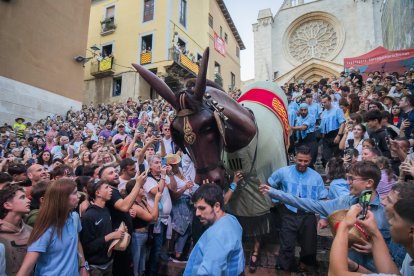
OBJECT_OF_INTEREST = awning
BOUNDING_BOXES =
[344,46,414,77]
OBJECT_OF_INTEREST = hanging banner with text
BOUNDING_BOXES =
[214,32,226,56]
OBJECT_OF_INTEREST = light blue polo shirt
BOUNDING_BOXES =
[28,212,81,276]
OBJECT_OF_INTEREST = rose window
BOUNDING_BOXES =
[288,20,338,63]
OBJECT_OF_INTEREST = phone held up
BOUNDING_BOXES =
[161,157,167,166]
[358,190,372,220]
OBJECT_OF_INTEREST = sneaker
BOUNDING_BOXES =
[171,255,188,264]
[159,252,171,262]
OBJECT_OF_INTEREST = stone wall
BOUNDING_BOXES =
[254,0,384,81]
[382,0,414,50]
[0,77,81,125]
[84,72,152,104]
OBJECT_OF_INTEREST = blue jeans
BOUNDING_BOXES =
[148,223,166,276]
[131,232,148,276]
[174,227,190,254]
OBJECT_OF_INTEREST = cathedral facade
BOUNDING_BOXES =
[253,0,384,84]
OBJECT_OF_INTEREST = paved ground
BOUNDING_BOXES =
[159,228,333,275]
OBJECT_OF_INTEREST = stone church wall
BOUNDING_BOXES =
[382,0,414,50]
[254,0,384,81]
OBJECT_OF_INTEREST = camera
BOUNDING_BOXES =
[152,130,160,137]
[344,148,354,157]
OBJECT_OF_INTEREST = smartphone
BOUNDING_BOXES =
[138,125,145,133]
[358,190,373,220]
[161,157,167,166]
[152,130,159,137]
[402,113,409,120]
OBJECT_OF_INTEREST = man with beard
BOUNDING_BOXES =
[291,103,318,167]
[260,160,395,272]
[99,165,147,276]
[260,146,327,275]
[184,183,244,276]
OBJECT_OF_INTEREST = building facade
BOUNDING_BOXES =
[84,0,245,104]
[381,0,414,51]
[0,0,90,124]
[253,0,384,84]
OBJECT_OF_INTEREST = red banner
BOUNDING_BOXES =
[344,46,414,68]
[214,32,226,56]
[238,88,289,149]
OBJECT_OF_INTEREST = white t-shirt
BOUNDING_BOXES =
[143,176,172,224]
[162,137,174,154]
[182,154,196,183]
[118,176,133,192]
[172,169,191,196]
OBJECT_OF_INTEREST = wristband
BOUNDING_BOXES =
[229,182,237,192]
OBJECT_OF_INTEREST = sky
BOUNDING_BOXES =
[223,0,284,81]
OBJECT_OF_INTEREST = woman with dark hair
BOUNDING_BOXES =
[17,178,87,276]
[362,147,382,161]
[325,157,349,199]
[375,156,397,198]
[391,104,401,126]
[362,138,376,150]
[37,150,53,171]
[347,93,360,114]
[32,138,45,155]
[340,123,366,160]
[126,179,161,276]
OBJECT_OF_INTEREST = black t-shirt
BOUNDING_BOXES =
[106,187,133,234]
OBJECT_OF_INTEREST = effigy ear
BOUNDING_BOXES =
[194,47,209,102]
[132,63,179,110]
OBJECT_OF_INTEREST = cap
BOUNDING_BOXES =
[108,222,131,256]
[15,117,25,123]
[299,103,309,110]
[366,78,373,82]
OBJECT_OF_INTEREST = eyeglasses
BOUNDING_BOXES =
[392,107,400,109]
[346,175,368,182]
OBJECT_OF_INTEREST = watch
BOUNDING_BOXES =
[80,261,90,271]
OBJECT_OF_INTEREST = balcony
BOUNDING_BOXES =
[140,52,152,65]
[90,57,115,78]
[169,47,199,76]
[100,18,116,36]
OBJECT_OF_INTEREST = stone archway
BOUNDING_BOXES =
[275,58,343,84]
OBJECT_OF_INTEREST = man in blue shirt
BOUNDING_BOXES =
[184,184,244,276]
[320,94,346,166]
[291,103,318,167]
[260,161,391,272]
[304,93,321,121]
[265,146,327,275]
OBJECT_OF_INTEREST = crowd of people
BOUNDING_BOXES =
[0,67,414,275]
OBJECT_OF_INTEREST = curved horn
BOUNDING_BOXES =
[132,63,179,110]
[194,47,209,101]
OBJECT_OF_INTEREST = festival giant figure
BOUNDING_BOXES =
[132,48,288,271]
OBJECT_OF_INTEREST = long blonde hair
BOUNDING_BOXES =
[28,178,76,245]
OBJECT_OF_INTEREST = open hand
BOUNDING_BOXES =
[259,184,271,195]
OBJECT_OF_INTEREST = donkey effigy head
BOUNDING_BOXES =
[132,48,250,187]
